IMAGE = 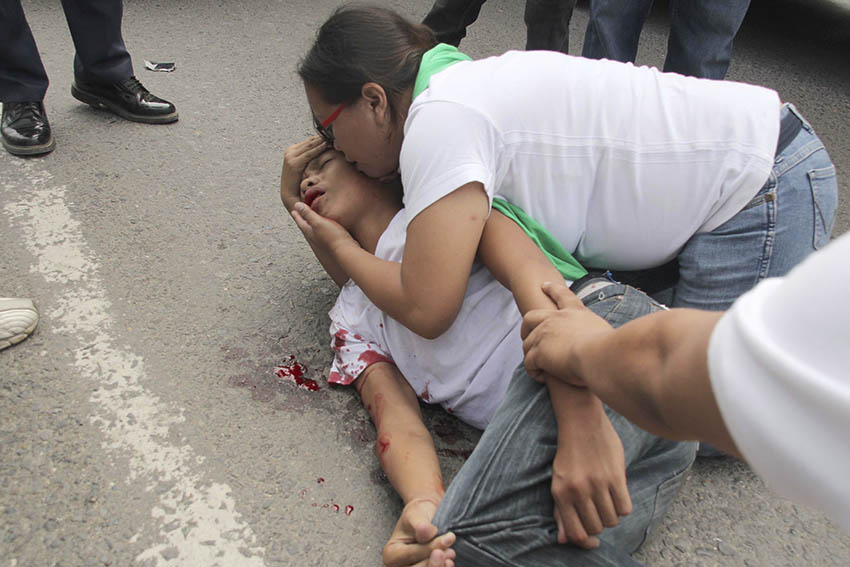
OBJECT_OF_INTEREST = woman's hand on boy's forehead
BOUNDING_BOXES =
[303,148,339,179]
[281,136,328,210]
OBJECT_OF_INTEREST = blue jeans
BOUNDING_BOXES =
[670,103,838,311]
[581,0,751,79]
[423,0,577,54]
[434,284,697,566]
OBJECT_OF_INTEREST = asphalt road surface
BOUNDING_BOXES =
[2,1,849,566]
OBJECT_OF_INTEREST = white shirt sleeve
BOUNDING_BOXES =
[400,100,501,223]
[327,286,393,386]
[708,232,850,533]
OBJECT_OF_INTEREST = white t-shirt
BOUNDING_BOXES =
[401,51,781,270]
[328,211,535,430]
[708,232,850,533]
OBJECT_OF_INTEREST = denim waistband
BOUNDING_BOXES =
[570,271,619,300]
[776,104,803,157]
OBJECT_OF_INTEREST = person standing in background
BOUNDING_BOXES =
[424,0,578,54]
[1,0,177,157]
[582,0,752,79]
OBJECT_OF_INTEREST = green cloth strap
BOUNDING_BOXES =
[413,48,585,281]
[413,44,472,100]
[491,198,588,282]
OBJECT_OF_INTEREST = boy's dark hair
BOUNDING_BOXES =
[298,4,436,123]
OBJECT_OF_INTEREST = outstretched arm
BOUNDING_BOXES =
[523,282,739,457]
[353,362,456,567]
[292,182,489,339]
[478,210,632,548]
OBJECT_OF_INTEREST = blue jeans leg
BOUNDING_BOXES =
[664,0,751,79]
[672,103,838,311]
[582,0,652,62]
[433,284,697,566]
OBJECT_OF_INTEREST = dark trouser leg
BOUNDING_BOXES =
[422,0,488,47]
[582,0,653,62]
[61,0,133,83]
[524,0,578,54]
[0,0,49,102]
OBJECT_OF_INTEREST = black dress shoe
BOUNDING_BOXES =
[1,101,55,156]
[71,76,178,124]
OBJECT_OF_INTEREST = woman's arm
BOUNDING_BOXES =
[479,210,633,549]
[293,182,489,338]
[353,362,456,567]
[280,137,349,287]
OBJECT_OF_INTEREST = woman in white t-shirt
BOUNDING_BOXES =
[281,140,696,567]
[291,4,837,344]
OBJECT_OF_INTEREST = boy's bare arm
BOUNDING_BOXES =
[353,362,456,566]
[355,361,444,504]
[478,210,632,549]
[478,209,573,314]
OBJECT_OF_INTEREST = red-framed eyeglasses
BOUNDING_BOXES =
[314,101,348,144]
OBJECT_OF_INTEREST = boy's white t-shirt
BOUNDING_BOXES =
[401,51,781,270]
[708,232,850,533]
[328,211,530,430]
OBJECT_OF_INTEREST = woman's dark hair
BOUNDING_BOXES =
[298,4,437,122]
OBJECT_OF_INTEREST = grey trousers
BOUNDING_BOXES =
[434,284,697,566]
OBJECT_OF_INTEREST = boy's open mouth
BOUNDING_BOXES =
[303,188,325,209]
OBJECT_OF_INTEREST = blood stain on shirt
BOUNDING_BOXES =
[333,329,349,350]
[358,350,390,366]
[421,380,431,402]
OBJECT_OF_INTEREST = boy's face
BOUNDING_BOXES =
[300,149,373,227]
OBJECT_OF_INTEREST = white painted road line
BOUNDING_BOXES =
[4,162,267,567]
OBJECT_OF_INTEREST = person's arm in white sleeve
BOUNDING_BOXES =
[522,232,850,534]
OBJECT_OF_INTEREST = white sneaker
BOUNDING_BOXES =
[0,298,39,350]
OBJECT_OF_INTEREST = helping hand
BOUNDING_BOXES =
[383,498,456,567]
[291,201,360,258]
[548,388,633,549]
[522,282,614,387]
[280,136,328,209]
